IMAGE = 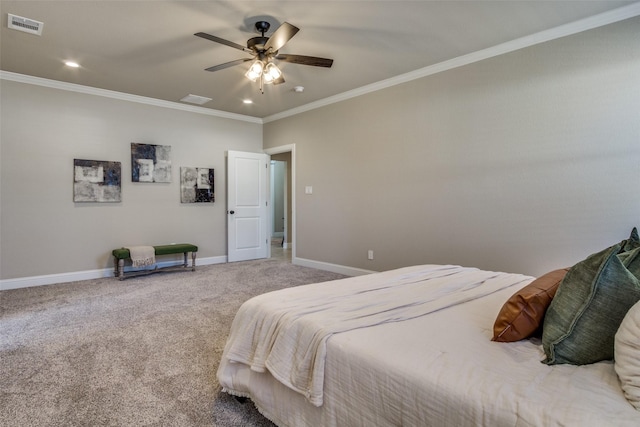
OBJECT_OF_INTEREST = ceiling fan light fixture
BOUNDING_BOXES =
[197,20,333,93]
[263,63,282,84]
[245,60,264,82]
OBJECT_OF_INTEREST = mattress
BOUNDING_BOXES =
[217,265,640,426]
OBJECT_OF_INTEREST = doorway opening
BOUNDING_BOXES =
[270,159,286,243]
[265,145,295,262]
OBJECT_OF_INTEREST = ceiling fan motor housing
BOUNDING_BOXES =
[247,36,270,53]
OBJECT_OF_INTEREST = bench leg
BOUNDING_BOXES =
[183,252,188,268]
[192,252,197,271]
[118,259,125,281]
[114,256,119,278]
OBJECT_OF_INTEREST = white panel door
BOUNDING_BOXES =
[227,151,269,262]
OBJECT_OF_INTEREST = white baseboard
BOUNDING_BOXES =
[0,256,227,291]
[293,257,375,277]
[1,256,370,291]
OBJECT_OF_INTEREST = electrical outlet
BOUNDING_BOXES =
[368,250,374,260]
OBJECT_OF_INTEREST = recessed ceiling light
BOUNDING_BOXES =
[64,61,80,68]
[293,86,304,93]
[243,99,253,104]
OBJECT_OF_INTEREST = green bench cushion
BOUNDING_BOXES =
[112,243,198,260]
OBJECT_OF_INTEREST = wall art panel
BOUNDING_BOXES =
[131,143,172,183]
[180,167,214,203]
[73,159,122,202]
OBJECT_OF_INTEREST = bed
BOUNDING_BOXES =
[217,260,640,426]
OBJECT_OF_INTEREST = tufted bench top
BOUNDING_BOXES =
[112,243,198,260]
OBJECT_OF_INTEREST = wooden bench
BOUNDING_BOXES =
[112,243,198,280]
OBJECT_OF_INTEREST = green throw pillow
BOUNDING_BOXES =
[623,226,640,252]
[542,243,640,365]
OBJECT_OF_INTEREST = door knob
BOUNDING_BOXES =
[229,210,235,214]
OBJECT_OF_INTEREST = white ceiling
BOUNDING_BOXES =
[1,1,638,119]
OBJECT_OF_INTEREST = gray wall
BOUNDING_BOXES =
[0,81,262,281]
[264,17,640,277]
[2,17,638,284]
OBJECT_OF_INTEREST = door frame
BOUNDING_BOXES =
[264,144,295,260]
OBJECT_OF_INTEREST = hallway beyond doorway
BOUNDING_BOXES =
[271,237,291,262]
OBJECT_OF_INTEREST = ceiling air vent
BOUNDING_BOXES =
[8,14,44,36]
[180,94,212,105]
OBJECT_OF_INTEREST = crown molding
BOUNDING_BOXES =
[2,2,638,126]
[0,71,263,124]
[263,2,640,123]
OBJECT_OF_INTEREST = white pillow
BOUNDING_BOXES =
[615,300,640,410]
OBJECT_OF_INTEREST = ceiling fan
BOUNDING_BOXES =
[195,21,333,94]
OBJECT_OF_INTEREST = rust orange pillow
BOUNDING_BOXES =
[492,268,569,342]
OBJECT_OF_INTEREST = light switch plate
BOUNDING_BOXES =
[305,186,313,194]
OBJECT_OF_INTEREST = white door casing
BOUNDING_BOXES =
[227,151,270,262]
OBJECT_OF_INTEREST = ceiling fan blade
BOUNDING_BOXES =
[275,54,333,68]
[195,32,252,53]
[205,58,252,72]
[273,75,285,85]
[264,22,299,53]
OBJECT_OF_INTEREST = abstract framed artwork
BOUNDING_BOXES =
[180,167,214,203]
[131,143,172,183]
[73,159,122,203]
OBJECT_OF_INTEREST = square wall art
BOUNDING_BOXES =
[73,159,122,203]
[131,143,172,183]
[181,167,214,203]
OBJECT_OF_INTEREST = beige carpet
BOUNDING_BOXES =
[0,259,346,426]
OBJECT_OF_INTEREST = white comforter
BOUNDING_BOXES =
[218,265,640,426]
[220,265,531,406]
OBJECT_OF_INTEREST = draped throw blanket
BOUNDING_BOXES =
[127,246,156,267]
[219,264,532,406]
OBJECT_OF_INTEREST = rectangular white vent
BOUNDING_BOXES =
[8,14,44,36]
[180,94,212,105]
